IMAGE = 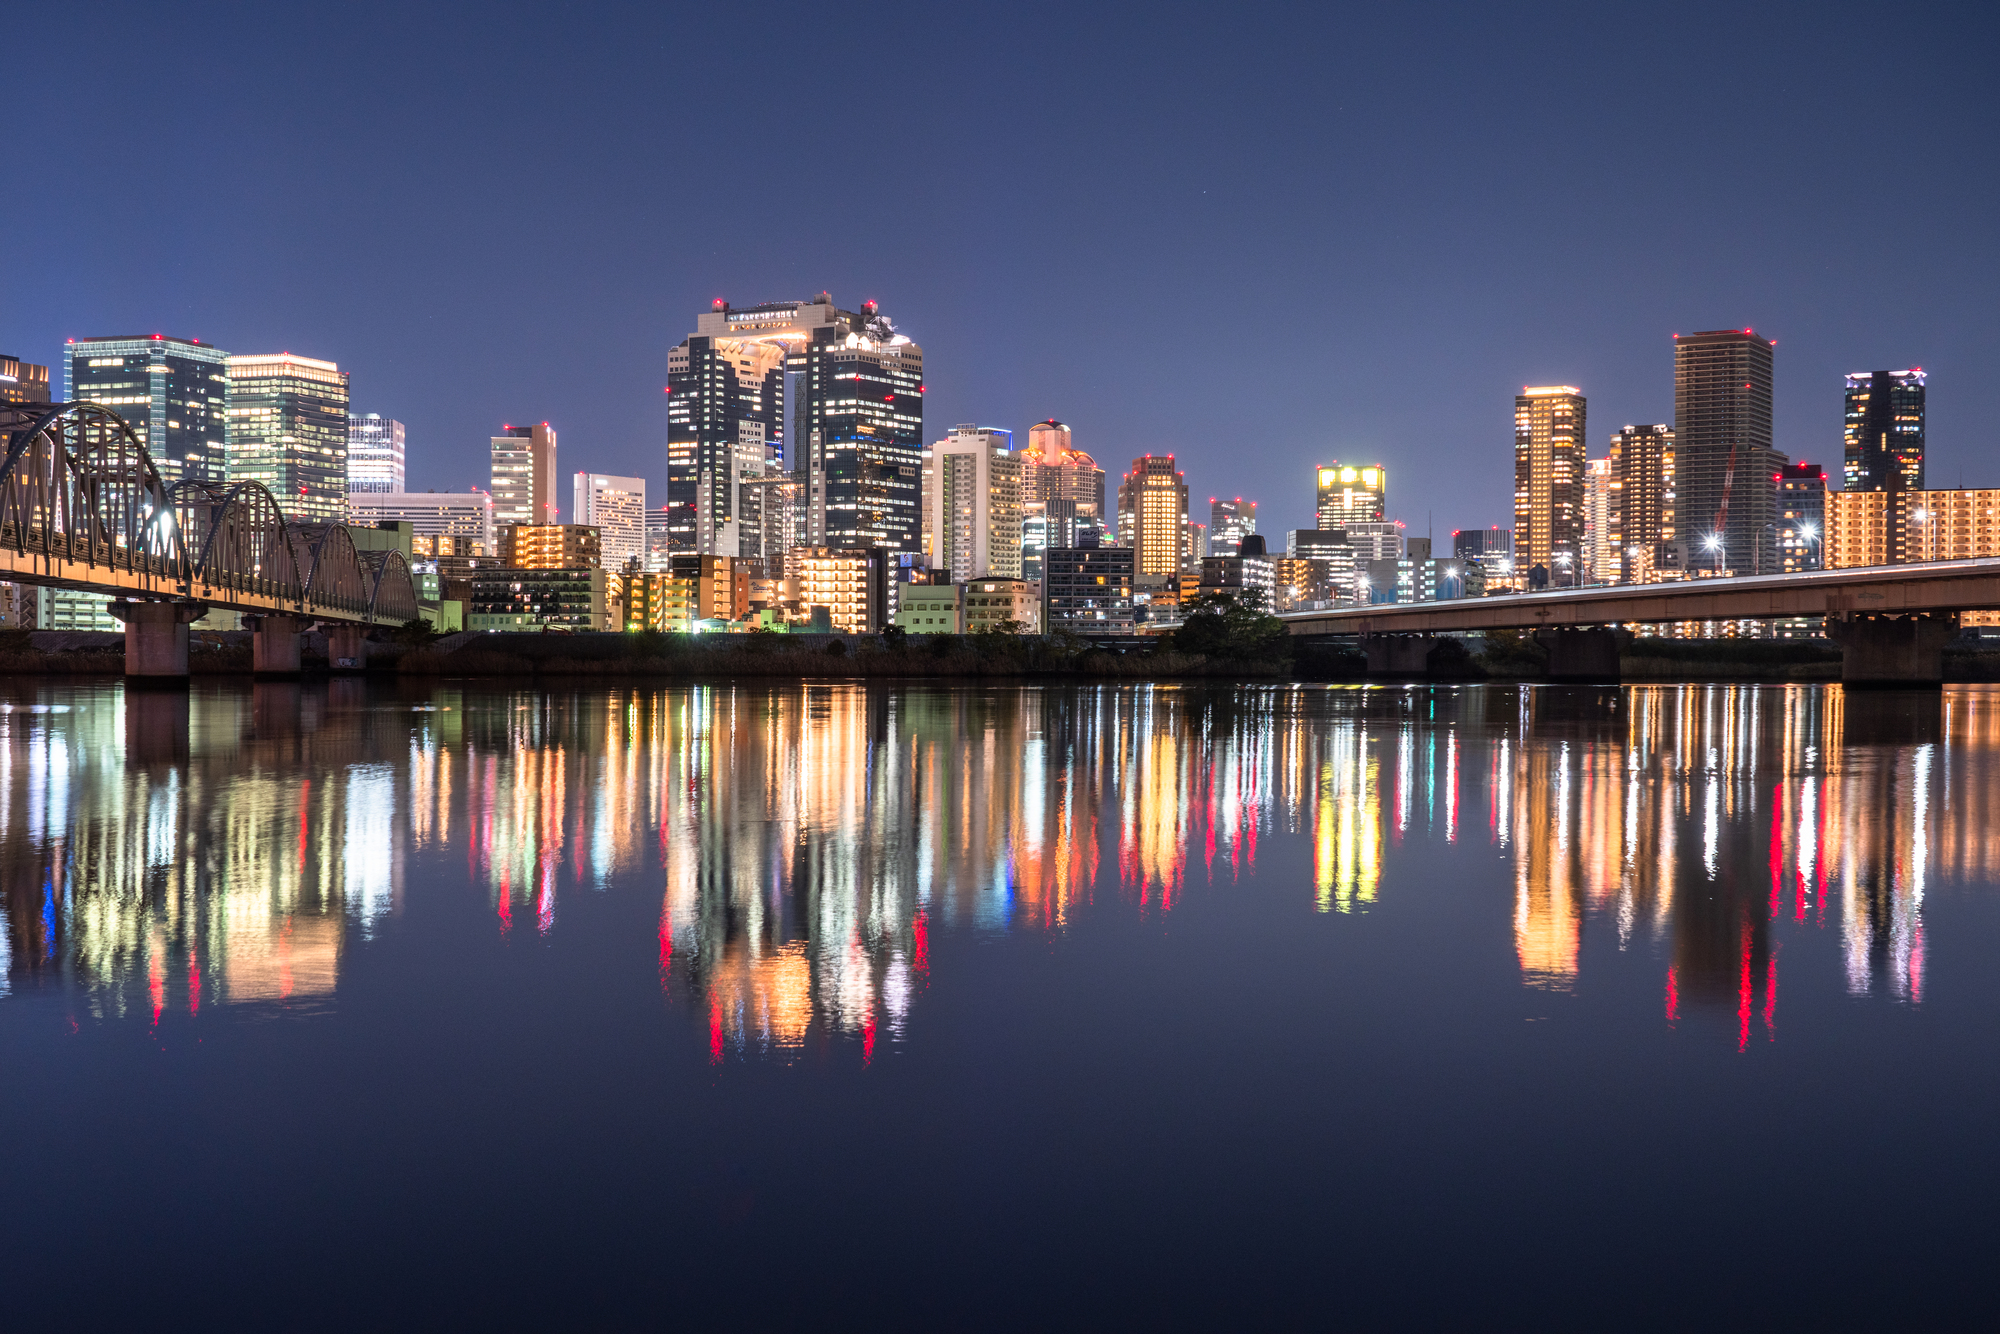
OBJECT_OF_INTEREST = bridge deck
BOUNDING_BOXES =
[1281,559,2000,635]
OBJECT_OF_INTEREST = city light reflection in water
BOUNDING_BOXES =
[0,680,1990,1055]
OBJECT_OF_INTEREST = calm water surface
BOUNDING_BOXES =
[1,678,1996,1326]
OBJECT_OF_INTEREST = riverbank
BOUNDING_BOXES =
[4,629,1999,682]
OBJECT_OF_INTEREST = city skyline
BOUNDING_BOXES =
[5,3,1991,538]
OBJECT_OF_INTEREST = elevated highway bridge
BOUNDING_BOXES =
[0,401,420,677]
[1281,560,2000,686]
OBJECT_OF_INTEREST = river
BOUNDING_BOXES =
[0,679,1992,1326]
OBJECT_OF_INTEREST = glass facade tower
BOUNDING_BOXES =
[1316,463,1386,527]
[346,414,406,493]
[65,335,230,483]
[1513,386,1585,584]
[1673,329,1780,575]
[227,353,351,522]
[1843,369,1925,494]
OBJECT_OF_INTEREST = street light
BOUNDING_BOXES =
[1796,521,1823,569]
[1703,533,1724,574]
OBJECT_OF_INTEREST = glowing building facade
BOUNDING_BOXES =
[1843,369,1925,494]
[1116,454,1190,578]
[65,334,230,484]
[490,422,558,530]
[1316,463,1386,528]
[1513,385,1585,584]
[924,425,1023,582]
[346,413,406,493]
[1674,329,1780,575]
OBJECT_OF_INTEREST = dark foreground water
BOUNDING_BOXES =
[1,678,1995,1327]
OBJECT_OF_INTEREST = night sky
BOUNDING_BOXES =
[7,1,1996,536]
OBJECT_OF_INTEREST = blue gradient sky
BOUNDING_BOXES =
[6,0,1996,535]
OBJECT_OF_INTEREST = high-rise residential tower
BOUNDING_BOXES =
[1607,424,1675,582]
[227,353,350,522]
[1582,457,1612,583]
[1316,463,1386,527]
[925,425,1024,582]
[1843,369,1925,494]
[573,473,647,572]
[491,423,558,530]
[1021,419,1105,580]
[65,335,230,482]
[1210,497,1257,556]
[347,413,406,493]
[1673,329,1780,574]
[1117,454,1190,578]
[665,301,789,555]
[1,354,50,405]
[1513,386,1585,584]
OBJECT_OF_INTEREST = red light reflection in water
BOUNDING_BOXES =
[1665,966,1679,1025]
[1763,949,1778,1040]
[912,908,930,983]
[657,900,673,986]
[1737,921,1752,1052]
[1911,925,1926,1004]
[497,873,513,935]
[862,1015,876,1066]
[708,996,723,1064]
[1769,792,1783,919]
[187,950,200,1017]
[297,779,310,871]
[149,954,164,1028]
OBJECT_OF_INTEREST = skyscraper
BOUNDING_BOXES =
[665,301,789,555]
[667,294,922,556]
[1607,424,1675,582]
[1674,329,1780,574]
[347,413,406,493]
[65,335,229,482]
[1777,462,1827,573]
[1316,464,1386,527]
[490,423,557,530]
[573,473,647,572]
[925,425,1023,581]
[1021,419,1105,580]
[1513,386,1585,584]
[1582,457,1612,583]
[0,354,50,405]
[1210,497,1257,555]
[1116,454,1189,579]
[227,353,350,522]
[1843,369,1925,493]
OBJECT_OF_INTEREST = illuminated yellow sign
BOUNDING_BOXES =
[1318,468,1335,486]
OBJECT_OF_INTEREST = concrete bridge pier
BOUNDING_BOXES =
[246,612,310,678]
[324,622,369,672]
[1365,633,1437,677]
[1827,612,1956,687]
[109,599,206,680]
[1536,627,1623,683]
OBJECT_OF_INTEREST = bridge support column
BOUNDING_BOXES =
[246,613,309,678]
[1365,633,1436,677]
[109,600,205,680]
[1827,613,1956,688]
[1536,628,1622,683]
[325,623,368,672]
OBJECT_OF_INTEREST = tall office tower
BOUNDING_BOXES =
[573,473,647,571]
[1777,462,1827,573]
[926,425,1024,581]
[667,295,922,555]
[227,353,351,522]
[1316,463,1386,527]
[490,422,558,530]
[665,301,788,555]
[349,492,495,548]
[1116,454,1190,578]
[1452,527,1512,562]
[346,414,406,493]
[1513,386,1586,584]
[1674,329,1780,575]
[1210,497,1257,555]
[1021,419,1106,580]
[65,335,229,482]
[1582,456,1613,583]
[737,473,802,568]
[1607,424,1675,582]
[1,354,50,404]
[1843,369,1926,493]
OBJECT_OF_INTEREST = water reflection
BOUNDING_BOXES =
[1,680,1992,1053]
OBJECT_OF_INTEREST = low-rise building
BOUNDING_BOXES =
[467,567,611,631]
[784,547,884,634]
[896,581,964,634]
[1045,543,1135,634]
[499,523,602,569]
[963,577,1040,633]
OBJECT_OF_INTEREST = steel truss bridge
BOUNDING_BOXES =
[0,401,418,625]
